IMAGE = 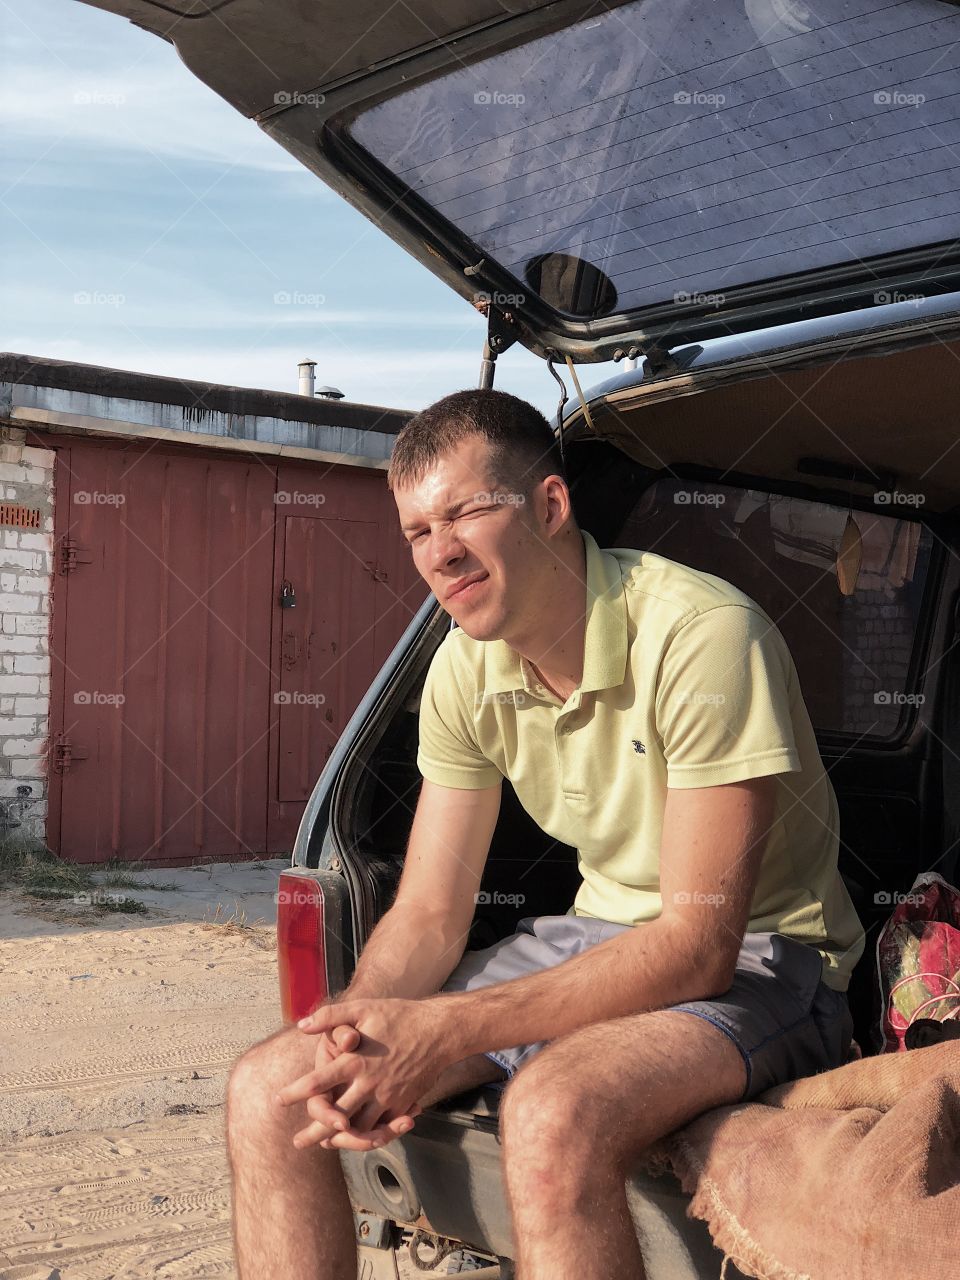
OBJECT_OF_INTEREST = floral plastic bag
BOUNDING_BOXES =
[876,871,960,1053]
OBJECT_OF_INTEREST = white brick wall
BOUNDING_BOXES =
[0,427,54,849]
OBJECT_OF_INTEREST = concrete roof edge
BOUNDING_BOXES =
[0,352,413,436]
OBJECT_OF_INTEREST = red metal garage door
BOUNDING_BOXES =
[267,462,429,849]
[50,441,277,863]
[49,442,429,863]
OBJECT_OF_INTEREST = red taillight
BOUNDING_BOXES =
[277,872,328,1024]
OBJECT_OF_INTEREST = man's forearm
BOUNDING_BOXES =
[427,917,732,1064]
[343,901,468,1002]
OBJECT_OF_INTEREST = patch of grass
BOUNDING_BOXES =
[100,895,148,914]
[1,847,150,915]
[5,847,91,894]
[202,901,274,949]
[95,856,175,891]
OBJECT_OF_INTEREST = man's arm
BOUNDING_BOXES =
[277,776,500,1147]
[423,774,775,1060]
[295,775,776,1120]
[340,776,502,1002]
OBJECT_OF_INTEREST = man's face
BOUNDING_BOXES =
[394,435,551,642]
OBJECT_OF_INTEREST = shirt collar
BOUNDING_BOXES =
[484,528,628,698]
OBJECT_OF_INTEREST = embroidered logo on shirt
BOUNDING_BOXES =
[632,739,646,754]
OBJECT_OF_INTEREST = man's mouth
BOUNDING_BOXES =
[446,572,489,602]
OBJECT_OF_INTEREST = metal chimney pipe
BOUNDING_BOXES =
[298,359,316,397]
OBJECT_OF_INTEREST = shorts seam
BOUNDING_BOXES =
[667,1006,752,1099]
[484,1049,514,1077]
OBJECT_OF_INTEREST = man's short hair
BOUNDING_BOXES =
[386,388,565,498]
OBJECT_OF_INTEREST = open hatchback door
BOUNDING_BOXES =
[75,0,960,364]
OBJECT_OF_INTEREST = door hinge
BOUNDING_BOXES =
[58,538,93,575]
[53,733,89,774]
[363,560,388,584]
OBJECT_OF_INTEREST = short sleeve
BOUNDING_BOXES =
[417,635,503,790]
[655,605,802,788]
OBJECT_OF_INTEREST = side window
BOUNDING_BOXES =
[615,479,933,740]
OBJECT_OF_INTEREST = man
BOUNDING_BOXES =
[227,388,865,1280]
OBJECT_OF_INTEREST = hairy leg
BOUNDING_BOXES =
[498,1009,748,1280]
[227,1025,504,1279]
[227,1025,355,1280]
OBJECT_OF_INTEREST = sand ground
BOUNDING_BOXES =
[0,860,447,1280]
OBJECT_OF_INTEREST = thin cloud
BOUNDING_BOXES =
[0,65,309,175]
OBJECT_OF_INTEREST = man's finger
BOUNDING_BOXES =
[351,1098,389,1134]
[331,1024,360,1051]
[304,1091,352,1133]
[328,1077,382,1118]
[293,1117,346,1150]
[276,1055,357,1107]
[298,1002,362,1035]
[320,1111,419,1152]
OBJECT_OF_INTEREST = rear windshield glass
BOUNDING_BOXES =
[349,0,960,318]
[615,478,934,740]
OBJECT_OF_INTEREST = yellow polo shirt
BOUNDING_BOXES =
[417,529,865,992]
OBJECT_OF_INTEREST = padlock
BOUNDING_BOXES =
[279,579,297,609]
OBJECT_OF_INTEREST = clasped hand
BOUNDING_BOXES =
[275,997,446,1153]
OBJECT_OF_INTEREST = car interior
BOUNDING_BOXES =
[319,312,960,1280]
[335,331,960,1089]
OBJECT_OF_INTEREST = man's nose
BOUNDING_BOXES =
[428,526,465,574]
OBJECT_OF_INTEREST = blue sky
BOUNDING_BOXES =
[1,0,616,415]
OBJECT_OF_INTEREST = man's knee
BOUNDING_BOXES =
[499,1059,605,1191]
[227,1025,309,1142]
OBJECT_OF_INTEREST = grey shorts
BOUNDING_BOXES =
[439,915,854,1102]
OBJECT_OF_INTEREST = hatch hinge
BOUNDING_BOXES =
[485,305,519,359]
[472,293,520,389]
[637,341,678,376]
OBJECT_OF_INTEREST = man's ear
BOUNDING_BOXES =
[541,476,574,538]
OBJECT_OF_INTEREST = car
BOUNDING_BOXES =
[77,1,960,1275]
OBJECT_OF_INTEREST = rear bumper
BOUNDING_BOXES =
[339,1095,731,1280]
